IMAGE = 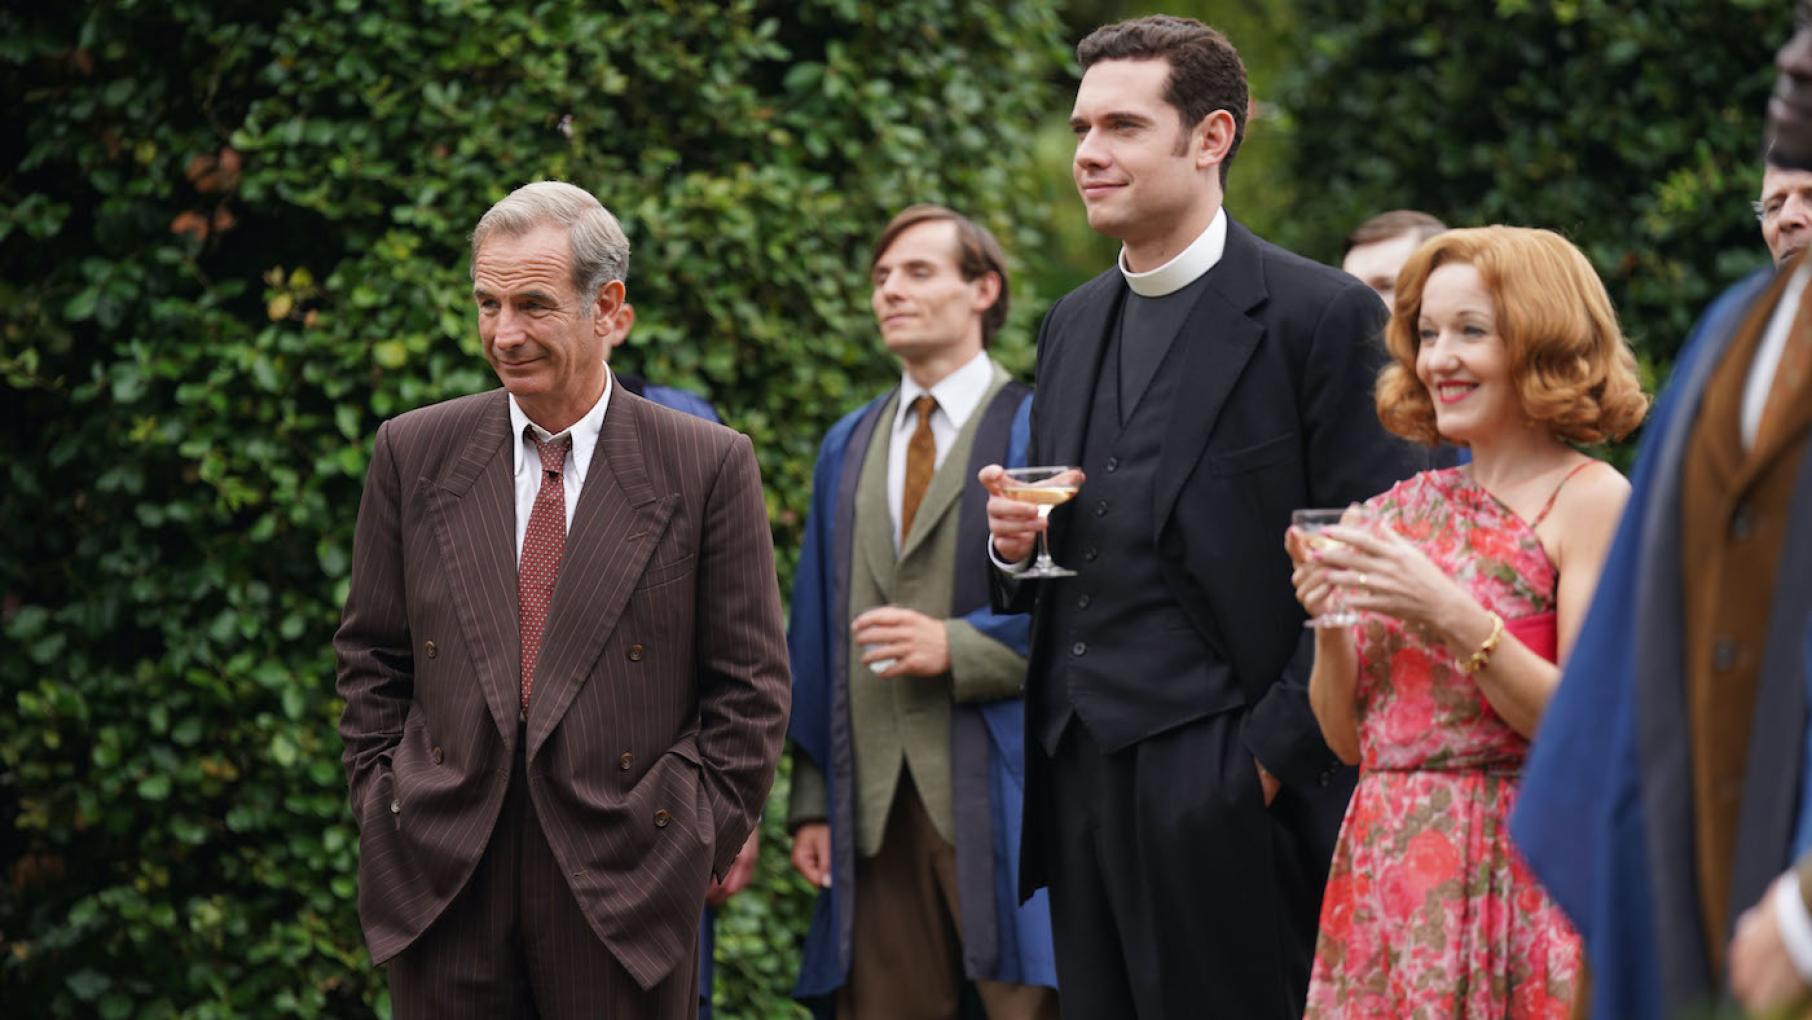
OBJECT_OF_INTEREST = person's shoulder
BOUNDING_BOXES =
[1550,458,1631,548]
[1237,222,1371,308]
[1048,266,1124,320]
[640,382,721,424]
[382,389,502,446]
[629,388,738,449]
[1562,458,1631,510]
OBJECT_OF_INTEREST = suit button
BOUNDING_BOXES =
[627,644,645,662]
[1076,593,1091,609]
[619,752,634,771]
[1104,457,1118,473]
[1083,546,1098,562]
[1071,641,1087,657]
[1094,500,1109,517]
[1319,771,1331,788]
[430,747,444,765]
[654,809,671,828]
[1732,503,1755,540]
[1713,637,1738,671]
[424,640,437,659]
[390,799,401,814]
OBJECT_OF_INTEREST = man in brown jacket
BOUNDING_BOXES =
[1516,6,1812,1016]
[334,180,790,1018]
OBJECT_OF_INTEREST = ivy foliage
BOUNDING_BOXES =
[1274,0,1788,388]
[0,1,1066,1016]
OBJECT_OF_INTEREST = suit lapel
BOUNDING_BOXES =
[1048,276,1124,469]
[1733,445,1812,922]
[1152,219,1267,530]
[527,389,676,759]
[856,394,900,598]
[428,391,523,744]
[899,365,1009,563]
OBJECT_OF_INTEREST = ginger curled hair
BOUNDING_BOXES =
[1375,226,1650,448]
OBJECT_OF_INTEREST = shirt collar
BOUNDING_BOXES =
[895,350,993,433]
[507,368,614,485]
[1118,206,1227,297]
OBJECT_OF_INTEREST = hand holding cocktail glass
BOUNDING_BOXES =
[1286,506,1374,628]
[979,463,1087,577]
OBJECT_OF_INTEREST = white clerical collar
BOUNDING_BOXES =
[507,367,613,485]
[895,350,993,433]
[1118,206,1227,297]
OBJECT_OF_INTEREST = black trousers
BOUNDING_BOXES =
[1043,715,1331,1019]
[389,736,699,1020]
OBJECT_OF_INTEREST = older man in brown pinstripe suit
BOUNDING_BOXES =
[335,180,790,1018]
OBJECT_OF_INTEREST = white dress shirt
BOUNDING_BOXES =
[507,371,613,562]
[889,350,994,551]
[1741,262,1812,450]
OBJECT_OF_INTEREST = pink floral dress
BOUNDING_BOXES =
[1304,468,1581,1019]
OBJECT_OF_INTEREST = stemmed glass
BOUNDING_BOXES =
[1291,507,1368,628]
[1001,466,1082,579]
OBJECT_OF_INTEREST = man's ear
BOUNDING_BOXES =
[1195,109,1237,172]
[607,302,635,354]
[972,271,1003,316]
[592,279,629,346]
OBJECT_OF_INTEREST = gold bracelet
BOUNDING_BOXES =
[1458,611,1504,675]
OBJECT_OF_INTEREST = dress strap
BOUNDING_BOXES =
[1529,460,1598,528]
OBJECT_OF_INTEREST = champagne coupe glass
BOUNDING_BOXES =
[1001,466,1082,579]
[1291,507,1367,628]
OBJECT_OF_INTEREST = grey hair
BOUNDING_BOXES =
[470,181,631,305]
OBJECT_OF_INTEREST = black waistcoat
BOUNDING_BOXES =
[1034,308,1219,755]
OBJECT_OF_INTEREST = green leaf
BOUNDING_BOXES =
[372,340,408,368]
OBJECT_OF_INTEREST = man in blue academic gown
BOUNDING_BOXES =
[1514,7,1812,1015]
[786,205,1057,1018]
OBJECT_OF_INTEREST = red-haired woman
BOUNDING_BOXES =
[1288,226,1649,1017]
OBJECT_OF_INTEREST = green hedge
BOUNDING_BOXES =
[0,2,1065,1016]
[1274,0,1787,392]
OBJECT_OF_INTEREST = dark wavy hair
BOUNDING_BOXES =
[1077,15,1247,186]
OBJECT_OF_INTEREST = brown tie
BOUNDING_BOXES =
[518,432,571,711]
[899,395,937,544]
[1759,277,1812,449]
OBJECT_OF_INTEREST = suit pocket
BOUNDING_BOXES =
[1207,430,1299,476]
[635,553,695,591]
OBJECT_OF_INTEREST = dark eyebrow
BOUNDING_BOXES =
[1103,110,1154,127]
[1071,110,1153,131]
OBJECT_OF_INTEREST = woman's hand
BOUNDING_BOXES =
[1315,522,1478,644]
[1285,526,1343,619]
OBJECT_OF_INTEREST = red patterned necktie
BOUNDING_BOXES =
[518,432,571,711]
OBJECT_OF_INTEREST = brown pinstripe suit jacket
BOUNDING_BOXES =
[334,385,790,990]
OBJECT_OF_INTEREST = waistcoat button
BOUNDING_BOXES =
[1713,637,1738,671]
